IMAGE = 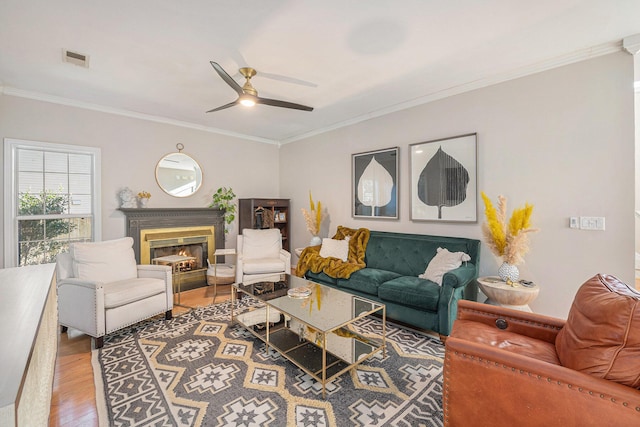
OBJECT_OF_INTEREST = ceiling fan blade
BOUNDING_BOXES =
[256,96,313,112]
[206,100,238,113]
[210,62,243,96]
[257,71,318,88]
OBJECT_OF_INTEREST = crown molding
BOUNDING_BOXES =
[280,40,623,144]
[0,87,278,145]
[0,39,625,146]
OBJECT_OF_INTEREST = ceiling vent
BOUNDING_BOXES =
[62,49,89,67]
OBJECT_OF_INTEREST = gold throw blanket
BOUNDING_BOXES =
[295,226,370,279]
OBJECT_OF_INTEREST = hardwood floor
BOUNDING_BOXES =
[49,283,233,427]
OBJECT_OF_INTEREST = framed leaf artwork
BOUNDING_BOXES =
[410,133,477,222]
[352,147,399,219]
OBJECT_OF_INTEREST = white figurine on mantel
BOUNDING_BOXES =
[119,187,136,208]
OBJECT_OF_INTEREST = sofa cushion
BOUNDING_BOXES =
[378,276,440,311]
[555,274,640,389]
[242,228,281,260]
[338,268,401,296]
[71,237,138,283]
[103,277,166,309]
[419,247,471,285]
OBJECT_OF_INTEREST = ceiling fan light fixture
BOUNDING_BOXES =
[240,96,256,107]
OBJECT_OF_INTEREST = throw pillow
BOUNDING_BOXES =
[419,247,471,286]
[71,237,138,283]
[555,274,640,389]
[319,238,349,261]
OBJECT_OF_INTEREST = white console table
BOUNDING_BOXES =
[0,264,57,427]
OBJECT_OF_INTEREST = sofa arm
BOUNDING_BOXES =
[444,336,640,426]
[437,265,478,336]
[442,264,477,289]
[457,300,564,344]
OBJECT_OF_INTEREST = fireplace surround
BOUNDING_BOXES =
[120,208,225,290]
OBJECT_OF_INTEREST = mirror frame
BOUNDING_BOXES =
[155,151,203,198]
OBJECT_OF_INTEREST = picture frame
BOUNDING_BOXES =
[409,133,477,222]
[352,147,399,219]
[278,212,286,222]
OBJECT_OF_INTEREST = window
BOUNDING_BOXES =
[3,139,101,267]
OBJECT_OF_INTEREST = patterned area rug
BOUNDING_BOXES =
[92,298,445,426]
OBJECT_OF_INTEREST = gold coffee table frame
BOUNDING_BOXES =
[231,274,386,399]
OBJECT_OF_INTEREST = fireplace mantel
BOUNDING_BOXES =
[119,208,225,264]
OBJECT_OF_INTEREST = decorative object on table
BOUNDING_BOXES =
[155,143,203,197]
[208,186,236,234]
[481,192,538,283]
[287,286,312,298]
[118,187,136,208]
[352,147,398,219]
[301,191,325,246]
[410,133,477,222]
[137,191,151,208]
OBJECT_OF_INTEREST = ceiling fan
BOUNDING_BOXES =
[207,61,314,113]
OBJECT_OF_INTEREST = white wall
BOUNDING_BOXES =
[280,52,635,319]
[0,95,281,267]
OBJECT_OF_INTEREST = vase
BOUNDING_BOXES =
[498,262,519,282]
[309,235,322,247]
[139,198,149,208]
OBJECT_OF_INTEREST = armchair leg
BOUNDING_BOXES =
[95,336,104,349]
[165,310,172,320]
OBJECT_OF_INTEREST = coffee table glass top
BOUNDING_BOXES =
[236,274,383,332]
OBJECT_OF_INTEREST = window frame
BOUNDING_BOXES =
[3,138,102,267]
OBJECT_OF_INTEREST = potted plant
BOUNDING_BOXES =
[209,187,236,235]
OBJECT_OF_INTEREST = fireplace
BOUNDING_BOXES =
[140,226,214,287]
[120,208,225,290]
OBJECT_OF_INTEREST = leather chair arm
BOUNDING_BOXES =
[444,336,640,426]
[456,299,564,343]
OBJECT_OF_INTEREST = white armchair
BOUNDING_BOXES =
[235,228,291,284]
[56,237,173,348]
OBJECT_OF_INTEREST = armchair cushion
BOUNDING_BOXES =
[555,274,640,389]
[103,277,168,309]
[242,228,281,260]
[71,237,137,283]
[242,258,286,275]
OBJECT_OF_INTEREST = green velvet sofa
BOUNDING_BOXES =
[304,231,480,336]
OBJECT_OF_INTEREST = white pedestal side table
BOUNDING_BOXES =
[477,276,540,312]
[152,254,196,308]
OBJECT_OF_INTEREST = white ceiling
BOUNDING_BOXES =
[1,1,640,144]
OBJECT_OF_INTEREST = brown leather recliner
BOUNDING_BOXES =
[443,274,640,427]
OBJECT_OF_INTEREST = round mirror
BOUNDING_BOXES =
[155,152,203,197]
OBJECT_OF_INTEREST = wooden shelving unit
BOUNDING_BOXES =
[238,198,290,251]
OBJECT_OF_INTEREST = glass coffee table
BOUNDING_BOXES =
[231,274,386,398]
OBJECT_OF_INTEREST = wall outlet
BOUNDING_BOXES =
[569,217,579,228]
